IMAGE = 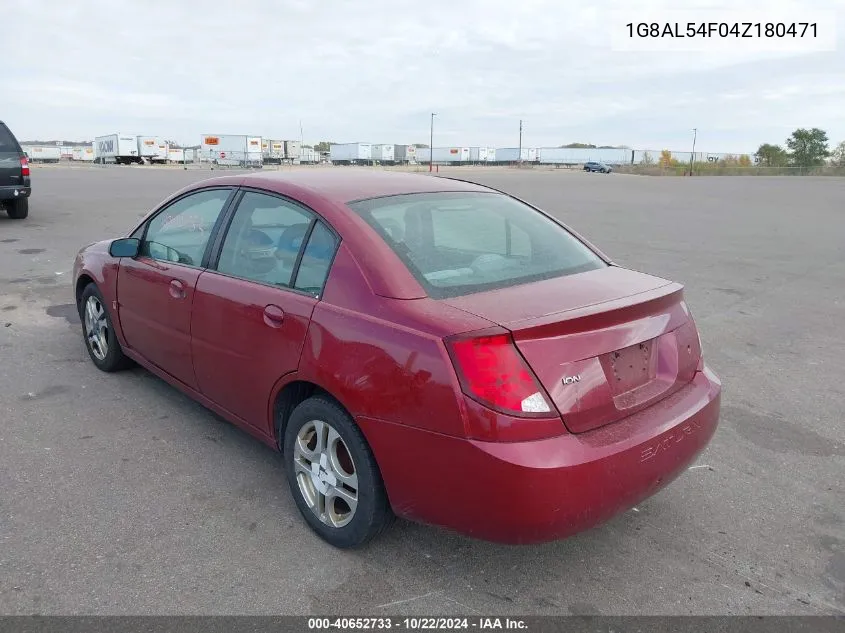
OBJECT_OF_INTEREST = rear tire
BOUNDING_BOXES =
[78,283,133,372]
[284,396,394,548]
[6,198,28,219]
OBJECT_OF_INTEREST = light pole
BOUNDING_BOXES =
[689,128,697,176]
[430,113,436,172]
[518,119,523,166]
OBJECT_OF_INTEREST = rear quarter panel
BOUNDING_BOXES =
[294,243,494,436]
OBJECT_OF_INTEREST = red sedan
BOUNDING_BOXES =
[73,171,721,548]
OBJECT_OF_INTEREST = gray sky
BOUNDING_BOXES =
[5,0,844,153]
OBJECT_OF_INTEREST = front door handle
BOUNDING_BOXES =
[263,304,285,328]
[169,279,186,299]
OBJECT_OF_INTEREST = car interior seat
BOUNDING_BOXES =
[221,200,275,278]
[276,223,311,281]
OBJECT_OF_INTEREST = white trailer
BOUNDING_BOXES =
[538,147,632,165]
[371,144,395,163]
[330,143,372,164]
[95,134,141,164]
[23,146,61,163]
[469,147,489,163]
[416,147,470,164]
[137,136,168,164]
[263,139,285,163]
[246,136,262,166]
[201,134,263,167]
[166,148,185,163]
[394,145,417,163]
[494,147,538,163]
[446,147,469,163]
[284,140,301,161]
[72,146,95,161]
[299,146,318,164]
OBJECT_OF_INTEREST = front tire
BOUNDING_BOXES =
[78,283,133,372]
[284,396,393,548]
[6,198,28,219]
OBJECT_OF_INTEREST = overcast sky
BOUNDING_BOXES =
[4,0,844,153]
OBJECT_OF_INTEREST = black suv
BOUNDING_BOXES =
[0,121,31,219]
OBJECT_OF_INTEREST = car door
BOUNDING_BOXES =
[117,187,235,388]
[191,189,339,432]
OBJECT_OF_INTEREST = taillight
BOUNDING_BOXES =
[446,330,555,417]
[20,157,30,177]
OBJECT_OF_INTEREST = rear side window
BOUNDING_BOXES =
[294,221,337,295]
[216,191,314,288]
[0,123,21,153]
[214,190,339,297]
[348,192,605,299]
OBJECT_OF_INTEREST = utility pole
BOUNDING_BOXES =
[518,119,523,166]
[430,113,436,172]
[689,128,697,176]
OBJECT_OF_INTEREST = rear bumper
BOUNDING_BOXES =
[358,365,721,544]
[0,185,31,200]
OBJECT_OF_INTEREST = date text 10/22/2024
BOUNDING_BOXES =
[307,617,528,630]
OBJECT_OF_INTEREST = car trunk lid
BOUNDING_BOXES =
[442,266,702,433]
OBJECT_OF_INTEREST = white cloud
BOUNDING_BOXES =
[3,0,844,151]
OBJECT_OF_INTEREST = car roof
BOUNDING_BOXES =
[233,169,492,203]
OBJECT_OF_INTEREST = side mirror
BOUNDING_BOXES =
[109,238,140,258]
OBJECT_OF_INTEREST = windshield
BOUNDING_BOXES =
[348,191,606,299]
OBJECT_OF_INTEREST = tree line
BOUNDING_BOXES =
[757,128,844,168]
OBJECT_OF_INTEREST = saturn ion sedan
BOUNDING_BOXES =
[73,170,721,548]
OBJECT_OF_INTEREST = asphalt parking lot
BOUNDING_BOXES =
[1,165,843,615]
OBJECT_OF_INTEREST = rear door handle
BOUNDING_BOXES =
[169,279,186,299]
[263,304,285,328]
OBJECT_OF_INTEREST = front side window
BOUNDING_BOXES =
[348,192,606,298]
[215,191,315,288]
[141,188,232,266]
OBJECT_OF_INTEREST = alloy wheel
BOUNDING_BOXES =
[293,419,359,528]
[83,295,109,361]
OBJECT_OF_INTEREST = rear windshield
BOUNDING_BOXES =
[0,123,22,153]
[348,191,606,298]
